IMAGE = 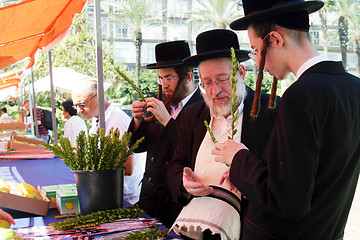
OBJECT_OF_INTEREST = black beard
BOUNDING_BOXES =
[163,78,188,106]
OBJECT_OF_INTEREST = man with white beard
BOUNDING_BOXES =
[167,29,281,240]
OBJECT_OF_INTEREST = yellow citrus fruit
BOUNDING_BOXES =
[17,183,38,196]
[0,180,10,193]
[51,197,56,204]
[24,193,43,200]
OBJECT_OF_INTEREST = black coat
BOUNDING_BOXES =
[230,61,360,240]
[167,86,281,226]
[128,87,203,228]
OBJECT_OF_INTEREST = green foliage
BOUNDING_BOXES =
[121,223,169,240]
[114,67,145,101]
[244,72,277,94]
[190,0,242,29]
[229,48,239,141]
[44,128,144,171]
[114,70,158,104]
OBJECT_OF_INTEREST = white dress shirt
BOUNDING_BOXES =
[63,115,87,147]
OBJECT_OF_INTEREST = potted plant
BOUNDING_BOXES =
[45,128,144,215]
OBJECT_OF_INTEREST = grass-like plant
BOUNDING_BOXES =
[115,67,163,127]
[44,128,144,171]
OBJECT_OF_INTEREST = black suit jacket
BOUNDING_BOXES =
[230,61,360,240]
[128,86,203,227]
[167,86,281,206]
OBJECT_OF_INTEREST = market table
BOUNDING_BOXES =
[0,157,181,239]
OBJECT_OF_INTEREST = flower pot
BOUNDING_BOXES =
[72,168,124,215]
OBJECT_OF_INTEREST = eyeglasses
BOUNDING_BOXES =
[248,32,271,62]
[156,75,178,85]
[73,93,97,109]
[200,76,231,90]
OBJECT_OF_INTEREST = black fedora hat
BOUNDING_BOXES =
[146,40,191,69]
[230,0,324,31]
[183,29,250,67]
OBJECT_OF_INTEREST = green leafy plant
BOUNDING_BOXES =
[228,47,240,141]
[115,67,163,127]
[44,128,144,171]
[114,67,145,101]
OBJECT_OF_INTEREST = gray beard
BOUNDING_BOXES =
[202,81,247,117]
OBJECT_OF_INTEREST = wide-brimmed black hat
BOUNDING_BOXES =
[146,40,191,69]
[230,0,324,31]
[183,29,250,67]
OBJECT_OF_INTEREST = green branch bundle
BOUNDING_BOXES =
[50,206,144,230]
[115,67,162,127]
[121,224,169,240]
[44,128,144,171]
[114,67,145,101]
[228,47,240,141]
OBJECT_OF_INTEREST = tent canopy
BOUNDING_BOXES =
[33,67,111,93]
[0,0,89,70]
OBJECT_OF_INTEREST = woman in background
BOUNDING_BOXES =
[62,99,87,147]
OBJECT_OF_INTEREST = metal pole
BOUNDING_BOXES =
[26,76,35,137]
[48,50,58,143]
[94,0,106,130]
[31,68,39,137]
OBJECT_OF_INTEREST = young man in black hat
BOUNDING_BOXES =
[167,29,280,240]
[213,1,360,239]
[128,40,203,228]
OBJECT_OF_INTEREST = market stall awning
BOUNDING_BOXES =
[0,70,23,101]
[0,0,89,70]
[33,67,111,93]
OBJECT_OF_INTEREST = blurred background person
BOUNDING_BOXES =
[61,99,87,147]
[23,100,49,143]
[0,108,9,120]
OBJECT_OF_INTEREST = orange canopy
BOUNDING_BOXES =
[0,0,89,70]
[0,70,22,90]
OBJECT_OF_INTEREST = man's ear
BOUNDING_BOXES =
[186,72,194,84]
[269,30,284,48]
[237,64,246,82]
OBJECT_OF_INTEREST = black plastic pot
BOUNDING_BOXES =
[72,168,124,215]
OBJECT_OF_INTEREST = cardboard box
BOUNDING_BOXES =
[6,140,46,150]
[58,184,76,191]
[0,122,25,131]
[0,188,50,216]
[41,185,60,208]
[10,133,45,145]
[56,189,80,215]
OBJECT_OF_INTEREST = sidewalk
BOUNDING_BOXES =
[344,176,360,240]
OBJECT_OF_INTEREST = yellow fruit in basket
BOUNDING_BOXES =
[0,228,15,239]
[0,180,10,193]
[51,197,56,204]
[16,182,38,196]
[24,193,43,200]
[0,219,10,228]
[65,202,74,210]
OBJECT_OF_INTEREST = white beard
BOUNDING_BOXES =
[202,81,247,117]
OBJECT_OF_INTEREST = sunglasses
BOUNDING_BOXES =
[73,93,97,109]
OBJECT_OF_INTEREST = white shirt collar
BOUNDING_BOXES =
[296,55,330,79]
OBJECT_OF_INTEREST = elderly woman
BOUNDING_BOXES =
[62,99,87,147]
